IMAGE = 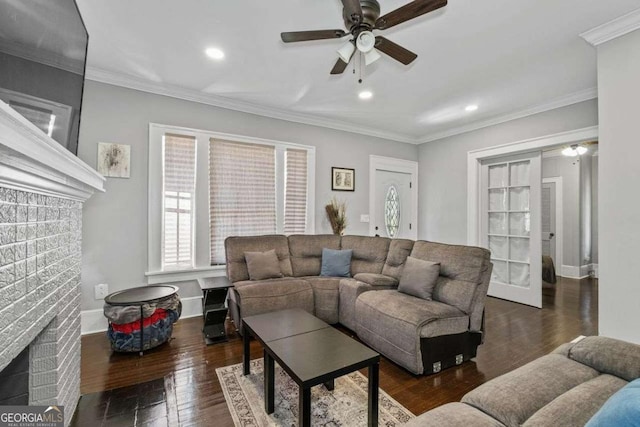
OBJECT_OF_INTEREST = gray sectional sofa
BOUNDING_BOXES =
[405,336,640,426]
[225,234,493,375]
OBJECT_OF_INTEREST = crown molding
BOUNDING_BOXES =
[580,8,640,46]
[0,39,84,75]
[418,87,598,144]
[85,67,417,144]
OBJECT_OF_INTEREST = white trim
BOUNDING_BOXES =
[0,101,104,201]
[368,155,418,240]
[543,177,564,274]
[561,264,593,280]
[580,8,640,46]
[146,266,226,285]
[86,67,598,147]
[420,88,598,143]
[592,263,599,279]
[86,67,415,144]
[81,296,205,335]
[467,126,598,245]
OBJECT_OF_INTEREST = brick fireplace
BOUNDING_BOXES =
[0,102,104,425]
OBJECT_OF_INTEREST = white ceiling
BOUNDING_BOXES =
[76,0,640,143]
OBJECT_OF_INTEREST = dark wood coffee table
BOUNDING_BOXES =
[242,309,380,427]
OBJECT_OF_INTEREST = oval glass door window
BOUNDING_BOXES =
[385,185,400,238]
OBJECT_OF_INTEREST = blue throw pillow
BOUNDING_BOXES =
[586,378,640,427]
[320,248,352,277]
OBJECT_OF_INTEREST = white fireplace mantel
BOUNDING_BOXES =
[0,101,105,200]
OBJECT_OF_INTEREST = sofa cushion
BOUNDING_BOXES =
[340,235,390,275]
[244,249,283,280]
[398,257,440,300]
[568,336,640,382]
[585,378,640,427]
[353,273,398,288]
[382,239,415,279]
[355,290,469,374]
[523,374,628,427]
[303,277,341,324]
[225,235,293,282]
[320,248,352,277]
[432,277,478,314]
[233,278,313,318]
[462,354,600,427]
[410,241,491,283]
[405,402,506,427]
[288,234,341,277]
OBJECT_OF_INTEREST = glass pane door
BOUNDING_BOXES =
[481,151,541,308]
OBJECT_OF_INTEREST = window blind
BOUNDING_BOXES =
[284,148,308,235]
[163,134,196,268]
[209,139,276,264]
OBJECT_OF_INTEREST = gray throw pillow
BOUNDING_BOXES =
[244,249,283,281]
[398,256,441,300]
[320,248,353,277]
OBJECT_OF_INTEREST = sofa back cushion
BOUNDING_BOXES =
[410,241,491,313]
[225,235,293,283]
[382,239,415,280]
[569,336,640,382]
[340,235,390,275]
[288,234,341,276]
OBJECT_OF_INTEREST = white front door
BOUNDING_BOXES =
[480,151,542,308]
[373,170,412,239]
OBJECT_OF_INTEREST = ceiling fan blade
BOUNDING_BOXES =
[342,0,364,25]
[330,58,350,75]
[281,29,347,43]
[375,36,417,65]
[375,0,447,30]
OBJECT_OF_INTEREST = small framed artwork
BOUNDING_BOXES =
[97,142,131,178]
[331,167,355,191]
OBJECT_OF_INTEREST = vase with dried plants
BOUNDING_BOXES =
[325,197,347,236]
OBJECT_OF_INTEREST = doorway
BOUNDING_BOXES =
[369,155,418,240]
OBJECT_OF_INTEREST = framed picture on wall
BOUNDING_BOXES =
[331,167,355,191]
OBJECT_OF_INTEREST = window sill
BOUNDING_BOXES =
[145,265,227,285]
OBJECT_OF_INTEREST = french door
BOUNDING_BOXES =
[480,152,542,308]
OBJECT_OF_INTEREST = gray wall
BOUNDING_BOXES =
[597,28,640,344]
[77,81,418,311]
[417,100,598,244]
[542,155,581,268]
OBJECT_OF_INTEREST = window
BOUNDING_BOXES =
[162,134,196,269]
[148,124,315,282]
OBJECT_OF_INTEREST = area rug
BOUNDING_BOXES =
[216,359,415,426]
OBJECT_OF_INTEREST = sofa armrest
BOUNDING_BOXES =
[353,273,398,288]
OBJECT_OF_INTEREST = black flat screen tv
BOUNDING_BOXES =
[0,0,88,155]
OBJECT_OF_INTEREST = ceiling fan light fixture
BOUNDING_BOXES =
[465,104,479,112]
[364,49,381,65]
[337,41,356,63]
[562,144,588,157]
[205,47,225,60]
[356,31,376,53]
[359,90,373,100]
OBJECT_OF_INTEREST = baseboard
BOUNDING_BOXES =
[81,296,204,335]
[592,264,599,279]
[560,264,595,280]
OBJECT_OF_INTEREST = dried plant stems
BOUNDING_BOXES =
[325,197,347,235]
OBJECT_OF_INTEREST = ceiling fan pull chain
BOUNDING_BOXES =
[359,52,363,84]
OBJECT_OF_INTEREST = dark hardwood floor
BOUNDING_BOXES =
[79,276,597,425]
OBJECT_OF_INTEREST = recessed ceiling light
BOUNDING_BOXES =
[359,91,373,100]
[465,104,479,112]
[205,47,225,60]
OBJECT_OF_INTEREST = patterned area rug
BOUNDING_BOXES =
[216,359,415,426]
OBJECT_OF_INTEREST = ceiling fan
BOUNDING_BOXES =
[280,0,447,75]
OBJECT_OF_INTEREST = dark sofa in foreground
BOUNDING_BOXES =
[225,234,493,375]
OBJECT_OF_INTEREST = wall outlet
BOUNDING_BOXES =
[95,283,109,300]
[360,214,370,223]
